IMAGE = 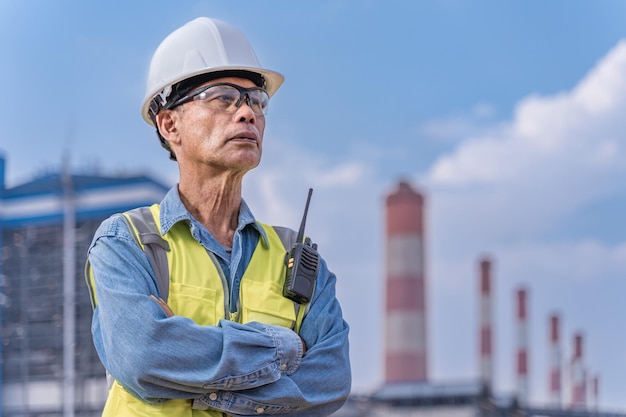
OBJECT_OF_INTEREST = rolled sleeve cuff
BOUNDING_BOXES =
[267,324,303,376]
[191,324,304,412]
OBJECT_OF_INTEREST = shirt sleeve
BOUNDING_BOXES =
[191,257,352,416]
[88,215,304,403]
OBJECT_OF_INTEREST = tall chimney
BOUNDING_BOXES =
[548,314,562,407]
[479,257,493,389]
[570,332,586,408]
[516,287,529,405]
[590,374,599,410]
[384,180,427,382]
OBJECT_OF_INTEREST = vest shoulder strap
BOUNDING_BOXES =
[121,206,171,302]
[272,225,299,249]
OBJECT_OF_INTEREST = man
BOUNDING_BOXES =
[86,17,351,416]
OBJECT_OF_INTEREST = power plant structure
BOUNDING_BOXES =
[0,154,169,416]
[336,180,626,417]
[0,154,624,417]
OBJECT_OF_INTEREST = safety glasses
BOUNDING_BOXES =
[167,82,270,115]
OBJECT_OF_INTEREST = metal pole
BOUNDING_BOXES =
[62,155,76,417]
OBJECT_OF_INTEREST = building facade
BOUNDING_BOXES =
[0,156,169,417]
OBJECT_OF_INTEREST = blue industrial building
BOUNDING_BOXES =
[0,155,169,416]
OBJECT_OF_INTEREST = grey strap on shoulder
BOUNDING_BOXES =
[122,207,171,302]
[273,225,299,249]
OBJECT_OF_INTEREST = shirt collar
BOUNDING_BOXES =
[158,186,268,245]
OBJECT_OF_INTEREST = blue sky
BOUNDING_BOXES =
[2,0,626,410]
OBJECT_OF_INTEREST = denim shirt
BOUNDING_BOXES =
[87,186,351,416]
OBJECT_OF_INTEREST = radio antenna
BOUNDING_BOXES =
[296,188,313,244]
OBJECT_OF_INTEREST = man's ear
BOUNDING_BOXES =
[155,110,180,144]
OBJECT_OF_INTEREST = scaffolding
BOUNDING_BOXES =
[1,216,107,417]
[0,162,169,417]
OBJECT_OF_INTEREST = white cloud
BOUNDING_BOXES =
[420,40,626,409]
[316,162,365,187]
[244,139,376,229]
[428,40,626,190]
[422,41,626,250]
[419,102,498,143]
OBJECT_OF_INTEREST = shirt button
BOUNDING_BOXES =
[256,407,265,413]
[208,392,218,401]
[279,363,287,371]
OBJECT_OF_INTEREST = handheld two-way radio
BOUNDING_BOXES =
[283,188,320,304]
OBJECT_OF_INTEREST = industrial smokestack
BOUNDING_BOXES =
[516,287,529,405]
[570,332,586,408]
[478,257,493,389]
[548,313,562,407]
[384,180,427,382]
[589,374,599,410]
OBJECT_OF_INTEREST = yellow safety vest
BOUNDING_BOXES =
[88,204,307,417]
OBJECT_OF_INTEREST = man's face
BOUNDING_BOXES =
[158,76,267,176]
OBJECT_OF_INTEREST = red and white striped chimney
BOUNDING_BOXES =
[548,314,562,407]
[384,180,427,382]
[570,332,586,408]
[590,374,599,410]
[516,287,529,405]
[479,257,493,389]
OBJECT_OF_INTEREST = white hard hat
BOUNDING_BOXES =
[141,17,284,125]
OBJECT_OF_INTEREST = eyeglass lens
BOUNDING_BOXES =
[192,84,269,115]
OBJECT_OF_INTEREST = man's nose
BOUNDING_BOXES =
[235,96,256,123]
